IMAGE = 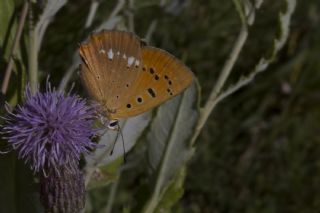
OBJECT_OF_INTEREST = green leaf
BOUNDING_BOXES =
[143,82,199,212]
[154,167,186,213]
[86,158,122,190]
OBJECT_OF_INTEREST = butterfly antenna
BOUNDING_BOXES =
[118,124,127,163]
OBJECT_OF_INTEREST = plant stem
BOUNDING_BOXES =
[1,1,29,95]
[105,170,121,213]
[191,24,248,145]
[145,20,157,42]
[127,0,135,32]
[85,0,100,28]
[190,0,296,145]
[29,28,38,94]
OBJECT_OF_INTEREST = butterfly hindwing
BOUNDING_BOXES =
[114,46,194,119]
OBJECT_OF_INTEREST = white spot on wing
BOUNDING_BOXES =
[127,56,135,67]
[123,54,127,59]
[107,49,114,59]
[135,60,140,66]
[117,51,120,55]
[99,49,106,54]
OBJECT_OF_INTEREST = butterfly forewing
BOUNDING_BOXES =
[80,31,143,115]
[114,46,194,119]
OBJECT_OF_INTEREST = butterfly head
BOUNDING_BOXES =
[97,109,119,130]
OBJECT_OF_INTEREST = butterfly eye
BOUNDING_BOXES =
[107,120,119,130]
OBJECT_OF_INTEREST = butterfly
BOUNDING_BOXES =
[79,30,194,128]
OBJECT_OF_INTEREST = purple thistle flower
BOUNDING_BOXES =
[1,85,98,174]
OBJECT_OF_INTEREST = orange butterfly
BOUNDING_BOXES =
[79,30,194,128]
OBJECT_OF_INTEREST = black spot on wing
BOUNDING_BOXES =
[149,68,155,74]
[137,97,143,103]
[147,88,156,98]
